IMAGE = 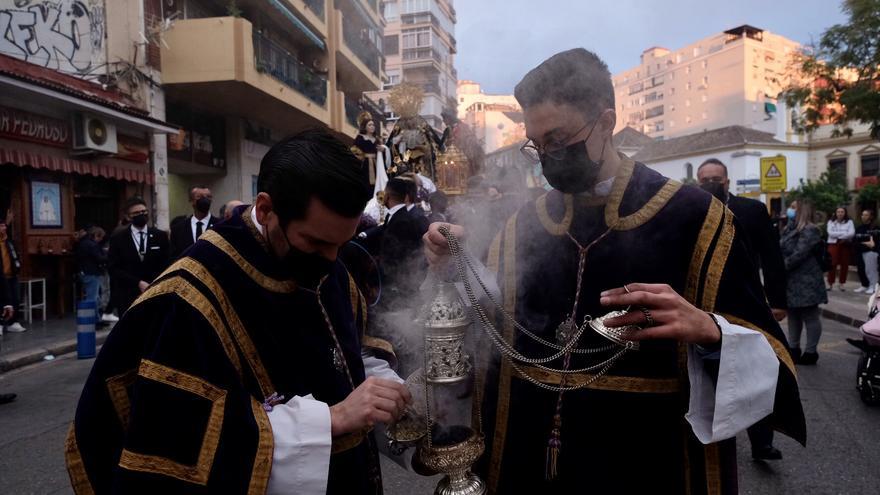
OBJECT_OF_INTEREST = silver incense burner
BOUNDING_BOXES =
[416,282,486,495]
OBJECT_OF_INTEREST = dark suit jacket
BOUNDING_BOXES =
[728,194,787,309]
[109,226,170,313]
[169,214,219,259]
[380,207,426,301]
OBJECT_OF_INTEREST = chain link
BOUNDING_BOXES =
[439,226,631,392]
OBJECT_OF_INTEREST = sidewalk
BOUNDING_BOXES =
[0,316,112,372]
[820,277,874,328]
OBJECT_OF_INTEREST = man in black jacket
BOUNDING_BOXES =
[378,177,426,308]
[169,185,219,259]
[75,226,115,322]
[697,158,787,460]
[108,197,170,314]
[854,209,879,295]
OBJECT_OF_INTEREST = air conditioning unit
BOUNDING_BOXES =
[72,113,118,154]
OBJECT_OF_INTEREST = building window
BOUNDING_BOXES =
[670,87,676,95]
[829,157,847,181]
[384,1,399,21]
[402,26,431,49]
[670,104,675,112]
[686,115,692,124]
[702,75,709,85]
[702,60,708,69]
[685,99,691,107]
[655,120,664,132]
[645,105,664,119]
[862,154,880,177]
[702,111,708,120]
[693,46,702,57]
[384,35,399,55]
[701,94,708,102]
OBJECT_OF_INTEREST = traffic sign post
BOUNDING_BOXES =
[760,156,787,193]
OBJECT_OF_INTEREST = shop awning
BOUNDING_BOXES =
[0,147,154,185]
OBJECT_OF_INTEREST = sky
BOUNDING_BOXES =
[454,0,850,94]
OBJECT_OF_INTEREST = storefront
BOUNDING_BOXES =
[0,55,175,317]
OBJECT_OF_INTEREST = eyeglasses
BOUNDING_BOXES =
[520,121,591,162]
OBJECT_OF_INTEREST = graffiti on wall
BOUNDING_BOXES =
[0,0,105,76]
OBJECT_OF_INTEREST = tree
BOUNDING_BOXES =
[856,182,880,209]
[788,169,851,216]
[785,0,880,138]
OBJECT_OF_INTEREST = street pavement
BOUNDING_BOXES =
[1,317,878,494]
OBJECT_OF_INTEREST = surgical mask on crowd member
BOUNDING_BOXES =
[699,181,727,202]
[195,197,212,215]
[130,213,148,228]
[539,120,605,194]
[786,208,797,220]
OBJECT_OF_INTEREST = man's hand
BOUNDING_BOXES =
[599,283,721,345]
[771,308,787,321]
[138,281,149,293]
[423,222,465,268]
[2,305,12,321]
[863,238,876,249]
[329,377,412,437]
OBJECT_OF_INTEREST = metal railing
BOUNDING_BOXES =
[402,47,443,64]
[253,31,328,106]
[341,18,381,75]
[303,0,326,20]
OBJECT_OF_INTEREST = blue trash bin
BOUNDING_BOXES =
[77,301,97,359]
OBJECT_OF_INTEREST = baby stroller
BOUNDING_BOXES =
[848,290,880,405]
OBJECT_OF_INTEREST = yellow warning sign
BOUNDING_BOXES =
[760,156,787,192]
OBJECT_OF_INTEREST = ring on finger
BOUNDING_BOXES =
[639,306,655,327]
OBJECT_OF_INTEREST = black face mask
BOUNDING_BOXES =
[195,197,212,215]
[275,223,334,288]
[131,213,148,228]
[699,181,728,202]
[540,120,606,194]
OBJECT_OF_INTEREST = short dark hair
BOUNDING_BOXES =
[258,129,370,223]
[697,158,728,178]
[514,48,615,120]
[124,197,147,212]
[385,177,410,203]
[428,191,448,213]
[189,185,210,200]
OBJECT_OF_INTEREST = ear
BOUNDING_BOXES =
[254,192,273,226]
[599,110,617,137]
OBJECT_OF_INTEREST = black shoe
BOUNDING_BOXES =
[799,352,819,365]
[847,338,869,351]
[752,446,783,460]
[0,393,17,405]
[790,348,802,362]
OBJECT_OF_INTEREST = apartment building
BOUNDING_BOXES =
[613,25,800,140]
[158,0,385,219]
[370,0,458,130]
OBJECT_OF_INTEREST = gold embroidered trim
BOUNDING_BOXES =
[332,428,368,454]
[132,276,244,380]
[517,366,681,394]
[701,208,735,312]
[118,360,227,486]
[201,230,296,293]
[704,443,721,495]
[65,423,95,495]
[535,193,574,236]
[172,258,276,398]
[720,313,797,379]
[486,231,502,277]
[685,198,725,303]
[362,335,396,358]
[248,398,274,495]
[604,157,683,231]
[106,369,137,429]
[488,212,518,494]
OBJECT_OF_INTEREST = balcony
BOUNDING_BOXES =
[303,0,326,21]
[161,17,330,132]
[402,47,444,69]
[334,10,382,93]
